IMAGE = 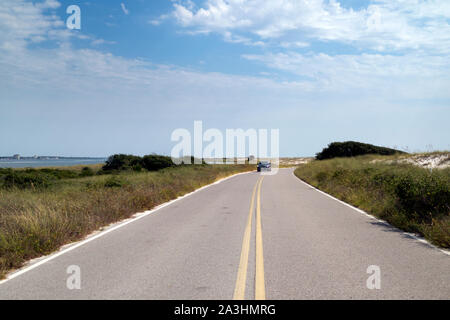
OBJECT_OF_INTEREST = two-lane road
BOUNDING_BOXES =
[0,168,449,299]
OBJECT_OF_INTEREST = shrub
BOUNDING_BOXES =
[0,168,94,189]
[394,172,449,222]
[316,141,404,160]
[37,168,79,179]
[294,158,450,248]
[3,172,51,189]
[0,168,13,175]
[80,167,95,177]
[102,154,142,171]
[141,155,174,171]
[104,175,126,188]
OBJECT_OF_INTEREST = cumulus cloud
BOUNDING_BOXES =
[0,1,298,111]
[37,0,61,9]
[159,0,450,103]
[280,41,310,49]
[0,0,65,52]
[1,0,448,105]
[167,0,450,53]
[1,0,449,155]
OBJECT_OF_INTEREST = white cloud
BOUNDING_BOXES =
[149,14,169,26]
[1,0,448,105]
[0,1,449,155]
[242,51,450,100]
[0,0,65,53]
[222,31,265,46]
[149,19,162,26]
[167,0,450,53]
[162,0,450,103]
[36,0,61,10]
[280,41,310,49]
[0,0,118,56]
[121,3,129,15]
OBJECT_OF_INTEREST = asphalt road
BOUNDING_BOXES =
[0,168,448,299]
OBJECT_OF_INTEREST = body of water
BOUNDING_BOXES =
[0,158,106,168]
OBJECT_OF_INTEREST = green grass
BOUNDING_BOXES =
[294,155,450,248]
[0,164,253,278]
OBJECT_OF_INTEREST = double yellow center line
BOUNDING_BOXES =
[233,176,266,300]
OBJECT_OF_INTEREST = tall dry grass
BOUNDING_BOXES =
[294,155,450,248]
[0,164,253,278]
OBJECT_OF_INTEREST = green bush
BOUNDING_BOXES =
[102,154,176,172]
[394,172,449,222]
[102,154,142,171]
[36,168,79,179]
[294,157,450,248]
[0,167,102,189]
[3,172,51,189]
[141,155,174,171]
[104,176,126,188]
[316,141,404,160]
[79,167,95,177]
[0,168,13,175]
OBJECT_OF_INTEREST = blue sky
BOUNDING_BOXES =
[1,0,449,157]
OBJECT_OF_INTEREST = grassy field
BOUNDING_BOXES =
[0,164,253,278]
[294,154,450,248]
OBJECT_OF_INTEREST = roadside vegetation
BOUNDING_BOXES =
[0,155,253,278]
[295,154,450,248]
[316,141,404,160]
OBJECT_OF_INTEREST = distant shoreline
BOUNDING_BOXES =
[0,157,105,160]
[0,158,106,169]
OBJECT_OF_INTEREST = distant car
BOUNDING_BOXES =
[257,161,271,172]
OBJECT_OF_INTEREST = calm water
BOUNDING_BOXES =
[0,159,106,168]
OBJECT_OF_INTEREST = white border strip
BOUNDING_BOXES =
[0,170,254,285]
[292,171,450,256]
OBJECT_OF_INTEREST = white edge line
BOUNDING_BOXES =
[0,170,254,285]
[291,170,450,256]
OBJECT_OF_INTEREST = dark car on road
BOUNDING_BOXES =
[257,161,271,172]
